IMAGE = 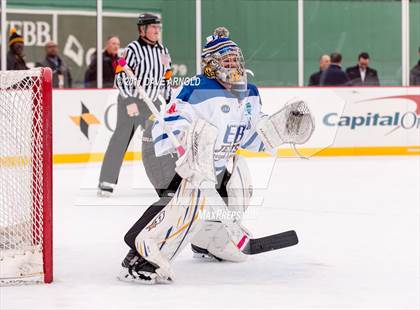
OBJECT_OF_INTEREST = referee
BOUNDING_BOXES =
[98,13,177,197]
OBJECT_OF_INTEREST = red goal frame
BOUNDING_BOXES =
[38,68,53,283]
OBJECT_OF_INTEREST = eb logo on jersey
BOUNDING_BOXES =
[223,124,246,144]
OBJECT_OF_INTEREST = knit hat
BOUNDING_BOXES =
[9,28,24,46]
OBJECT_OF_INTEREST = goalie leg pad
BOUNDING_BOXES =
[226,155,253,220]
[191,220,251,262]
[135,179,206,278]
[191,155,253,262]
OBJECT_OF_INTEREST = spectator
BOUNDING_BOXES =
[410,46,420,86]
[320,52,350,86]
[84,36,120,88]
[7,28,28,70]
[36,41,72,88]
[346,52,380,86]
[308,54,331,86]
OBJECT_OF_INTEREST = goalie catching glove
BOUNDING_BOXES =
[175,119,219,187]
[256,100,315,152]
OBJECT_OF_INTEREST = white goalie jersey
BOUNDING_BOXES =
[151,74,266,174]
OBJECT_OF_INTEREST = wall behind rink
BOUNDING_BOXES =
[53,87,420,164]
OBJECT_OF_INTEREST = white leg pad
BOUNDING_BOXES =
[226,155,253,219]
[191,220,251,262]
[135,179,206,278]
[191,155,254,262]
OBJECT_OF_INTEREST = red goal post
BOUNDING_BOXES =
[0,67,53,285]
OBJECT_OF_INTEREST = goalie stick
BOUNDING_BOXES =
[242,230,298,255]
[118,58,299,255]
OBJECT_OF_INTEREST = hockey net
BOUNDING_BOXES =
[0,68,52,285]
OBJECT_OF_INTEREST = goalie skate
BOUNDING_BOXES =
[191,244,224,262]
[117,249,172,285]
[118,267,158,285]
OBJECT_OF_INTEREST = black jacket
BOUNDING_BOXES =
[308,70,323,86]
[84,50,118,88]
[36,56,72,88]
[346,65,380,86]
[320,64,350,86]
[6,51,28,70]
[410,60,420,86]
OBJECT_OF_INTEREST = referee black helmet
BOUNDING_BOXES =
[137,13,161,26]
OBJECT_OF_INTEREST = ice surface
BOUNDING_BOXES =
[1,156,419,310]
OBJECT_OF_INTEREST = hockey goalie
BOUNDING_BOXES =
[118,27,315,284]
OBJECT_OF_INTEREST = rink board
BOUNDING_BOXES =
[52,87,420,163]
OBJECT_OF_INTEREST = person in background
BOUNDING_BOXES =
[308,54,330,86]
[410,46,420,86]
[6,28,28,70]
[36,41,72,88]
[84,36,121,88]
[97,14,173,197]
[320,52,350,86]
[346,52,380,86]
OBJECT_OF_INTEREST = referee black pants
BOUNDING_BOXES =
[99,95,145,185]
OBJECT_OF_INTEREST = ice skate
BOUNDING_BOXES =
[97,182,114,197]
[118,249,172,284]
[191,244,224,262]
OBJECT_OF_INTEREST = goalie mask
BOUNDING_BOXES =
[201,27,247,98]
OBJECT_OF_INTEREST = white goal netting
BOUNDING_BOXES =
[0,68,52,285]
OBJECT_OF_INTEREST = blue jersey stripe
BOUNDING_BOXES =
[242,132,258,149]
[153,130,181,144]
[164,115,187,122]
[152,116,189,130]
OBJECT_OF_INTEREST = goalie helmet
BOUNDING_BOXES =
[201,27,247,97]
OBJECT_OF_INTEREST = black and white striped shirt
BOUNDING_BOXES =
[116,37,171,102]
